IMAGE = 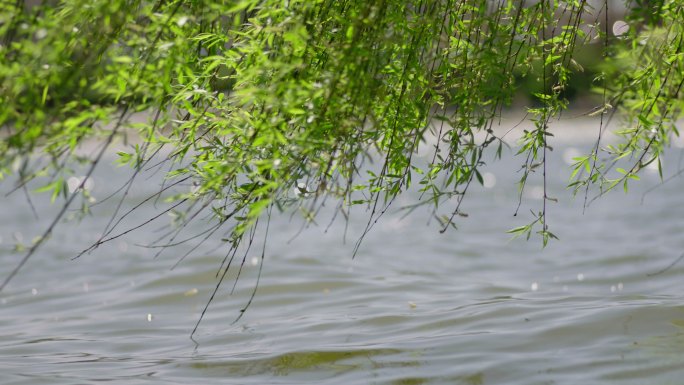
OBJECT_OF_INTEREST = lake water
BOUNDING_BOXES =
[2,117,684,384]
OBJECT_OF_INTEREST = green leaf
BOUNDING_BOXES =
[346,25,354,41]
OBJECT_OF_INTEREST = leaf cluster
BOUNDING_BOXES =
[1,1,683,318]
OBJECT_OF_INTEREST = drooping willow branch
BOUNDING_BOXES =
[1,0,683,330]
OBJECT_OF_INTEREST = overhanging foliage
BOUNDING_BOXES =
[1,0,683,328]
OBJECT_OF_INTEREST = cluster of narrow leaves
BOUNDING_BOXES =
[1,0,683,320]
[569,0,684,199]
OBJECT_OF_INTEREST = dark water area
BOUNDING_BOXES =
[1,117,684,384]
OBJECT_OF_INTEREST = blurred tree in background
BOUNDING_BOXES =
[1,1,683,302]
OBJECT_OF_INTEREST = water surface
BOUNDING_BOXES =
[2,118,684,384]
